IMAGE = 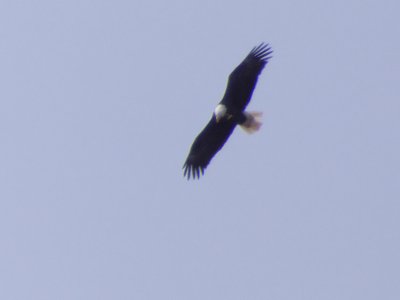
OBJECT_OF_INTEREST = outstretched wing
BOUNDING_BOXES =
[183,117,236,179]
[221,43,272,112]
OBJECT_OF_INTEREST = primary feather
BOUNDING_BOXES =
[183,43,272,179]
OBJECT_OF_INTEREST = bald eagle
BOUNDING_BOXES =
[183,43,273,179]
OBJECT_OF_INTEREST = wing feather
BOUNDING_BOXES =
[221,43,272,111]
[183,117,236,179]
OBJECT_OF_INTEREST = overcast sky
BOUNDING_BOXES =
[1,0,399,299]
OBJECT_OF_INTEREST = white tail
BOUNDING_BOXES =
[240,111,263,134]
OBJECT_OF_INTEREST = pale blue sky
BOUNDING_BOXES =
[1,0,399,299]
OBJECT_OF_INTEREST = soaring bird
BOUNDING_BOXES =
[183,43,273,179]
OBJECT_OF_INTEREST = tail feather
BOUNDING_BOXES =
[240,111,263,134]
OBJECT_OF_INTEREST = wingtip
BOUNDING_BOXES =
[250,42,273,61]
[183,163,205,180]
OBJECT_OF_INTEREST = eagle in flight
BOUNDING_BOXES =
[183,43,273,179]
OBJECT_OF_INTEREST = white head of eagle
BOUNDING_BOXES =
[214,104,227,123]
[183,43,272,179]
